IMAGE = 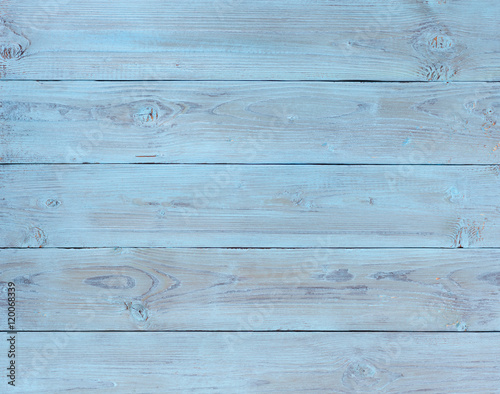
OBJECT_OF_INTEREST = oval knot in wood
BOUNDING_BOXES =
[428,35,454,52]
[24,227,47,248]
[45,198,62,208]
[124,302,149,322]
[133,105,160,126]
[412,24,460,58]
[342,360,403,391]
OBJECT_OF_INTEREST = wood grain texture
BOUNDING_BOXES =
[1,0,499,80]
[1,0,499,389]
[2,81,500,164]
[2,332,499,392]
[1,164,499,248]
[1,248,500,331]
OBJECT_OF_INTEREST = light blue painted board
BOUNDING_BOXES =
[1,248,499,331]
[2,332,499,392]
[1,164,498,248]
[1,81,499,164]
[1,0,499,80]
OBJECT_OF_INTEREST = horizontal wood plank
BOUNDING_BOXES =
[1,248,499,331]
[2,332,499,392]
[1,164,499,248]
[1,1,499,80]
[1,82,500,164]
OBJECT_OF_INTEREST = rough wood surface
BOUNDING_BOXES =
[2,332,499,392]
[1,82,500,164]
[1,164,499,248]
[1,0,499,389]
[1,248,499,331]
[1,1,499,80]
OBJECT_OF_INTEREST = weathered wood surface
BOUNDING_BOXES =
[1,0,499,390]
[2,332,499,392]
[1,248,499,331]
[1,81,500,164]
[1,164,499,248]
[1,1,500,81]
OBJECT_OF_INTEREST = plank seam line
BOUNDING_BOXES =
[1,79,500,83]
[1,163,499,166]
[3,247,500,250]
[2,330,498,333]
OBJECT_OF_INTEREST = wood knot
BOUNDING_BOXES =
[124,302,149,322]
[134,105,159,126]
[0,21,30,60]
[45,199,62,208]
[446,320,468,331]
[412,24,461,58]
[344,362,377,379]
[451,219,485,248]
[342,360,402,391]
[94,99,189,128]
[412,23,465,81]
[24,227,47,248]
[428,35,454,52]
[444,186,462,203]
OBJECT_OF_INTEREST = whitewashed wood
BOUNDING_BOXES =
[1,82,500,164]
[1,164,499,248]
[2,332,499,392]
[1,248,499,331]
[1,1,499,80]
